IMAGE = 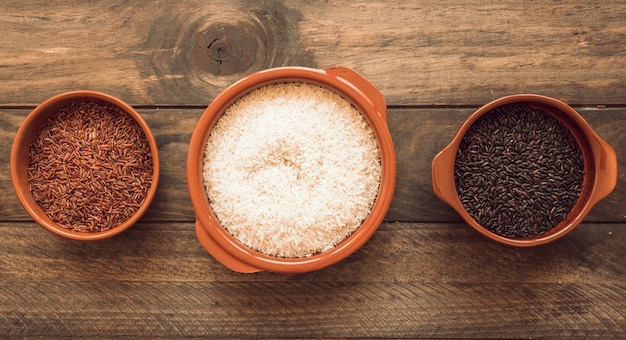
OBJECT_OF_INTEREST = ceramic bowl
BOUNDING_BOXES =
[187,66,396,273]
[432,94,617,246]
[11,91,160,241]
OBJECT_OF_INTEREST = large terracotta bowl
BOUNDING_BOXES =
[187,67,396,273]
[432,94,617,246]
[11,91,160,241]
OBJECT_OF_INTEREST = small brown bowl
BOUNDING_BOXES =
[187,66,396,273]
[432,94,617,246]
[11,91,160,241]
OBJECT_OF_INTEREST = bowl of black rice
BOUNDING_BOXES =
[432,94,617,246]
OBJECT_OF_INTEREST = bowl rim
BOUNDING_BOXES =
[187,66,396,272]
[432,93,617,246]
[10,90,160,241]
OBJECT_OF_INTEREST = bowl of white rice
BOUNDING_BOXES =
[187,66,396,273]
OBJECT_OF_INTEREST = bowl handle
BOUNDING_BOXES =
[195,221,262,273]
[325,67,387,121]
[587,134,618,206]
[431,143,461,210]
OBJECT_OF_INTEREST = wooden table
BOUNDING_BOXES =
[1,1,624,338]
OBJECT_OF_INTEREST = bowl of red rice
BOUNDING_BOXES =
[187,66,396,273]
[11,91,160,241]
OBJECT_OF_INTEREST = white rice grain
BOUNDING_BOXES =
[203,82,381,258]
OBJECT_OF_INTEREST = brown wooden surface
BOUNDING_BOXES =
[0,1,624,338]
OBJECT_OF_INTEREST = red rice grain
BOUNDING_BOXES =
[28,101,153,232]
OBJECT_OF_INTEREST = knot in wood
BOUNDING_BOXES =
[207,37,233,62]
[192,23,258,77]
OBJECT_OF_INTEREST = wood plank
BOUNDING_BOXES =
[1,222,623,284]
[1,280,624,338]
[0,1,625,106]
[0,222,624,338]
[3,107,626,223]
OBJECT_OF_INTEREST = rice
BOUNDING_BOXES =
[202,82,382,258]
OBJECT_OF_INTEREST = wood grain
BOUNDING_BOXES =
[0,222,624,338]
[1,222,624,284]
[0,1,625,106]
[1,280,623,338]
[2,1,626,338]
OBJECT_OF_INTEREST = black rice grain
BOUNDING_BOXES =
[454,104,584,239]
